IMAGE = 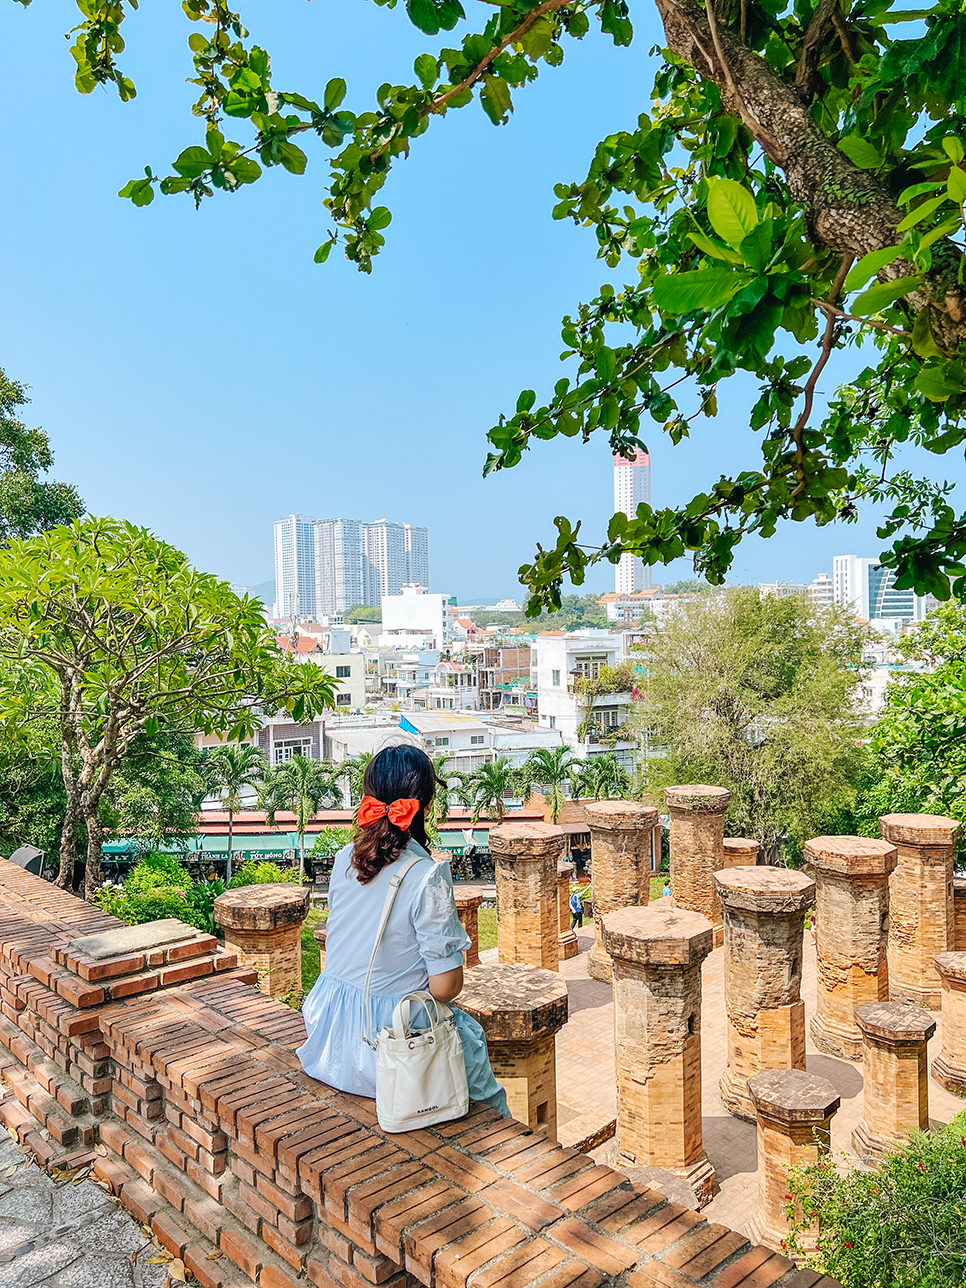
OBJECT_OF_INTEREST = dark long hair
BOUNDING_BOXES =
[350,744,444,884]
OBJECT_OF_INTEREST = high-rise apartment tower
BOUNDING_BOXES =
[273,514,318,619]
[613,450,652,595]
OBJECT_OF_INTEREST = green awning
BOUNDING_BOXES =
[434,830,491,850]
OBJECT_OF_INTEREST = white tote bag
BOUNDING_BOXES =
[361,854,470,1133]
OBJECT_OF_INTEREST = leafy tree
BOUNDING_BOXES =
[460,758,518,823]
[258,754,341,881]
[464,594,610,632]
[426,752,459,849]
[633,586,871,861]
[338,751,373,806]
[785,1112,966,1288]
[0,370,83,543]
[205,742,268,881]
[521,745,577,823]
[344,605,381,623]
[571,751,631,800]
[27,0,966,610]
[103,729,211,854]
[0,517,336,897]
[0,714,68,865]
[663,580,714,596]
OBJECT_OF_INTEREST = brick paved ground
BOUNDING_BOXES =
[515,924,966,1236]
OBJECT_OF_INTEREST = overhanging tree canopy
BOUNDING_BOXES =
[17,0,966,605]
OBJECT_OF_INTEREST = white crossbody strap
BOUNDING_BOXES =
[360,852,426,1048]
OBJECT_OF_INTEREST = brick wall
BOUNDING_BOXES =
[0,859,841,1288]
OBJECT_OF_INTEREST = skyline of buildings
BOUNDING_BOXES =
[273,514,430,619]
[613,450,652,595]
[832,554,935,625]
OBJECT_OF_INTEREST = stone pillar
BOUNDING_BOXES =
[458,964,568,1138]
[879,813,960,1007]
[586,801,660,981]
[715,866,815,1121]
[933,952,966,1094]
[489,822,563,971]
[602,904,716,1206]
[213,883,311,999]
[952,875,966,951]
[556,862,579,961]
[313,921,327,972]
[665,785,731,948]
[852,1001,934,1163]
[722,837,760,868]
[806,835,897,1060]
[748,1070,840,1255]
[454,889,483,967]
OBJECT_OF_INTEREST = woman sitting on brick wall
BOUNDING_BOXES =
[297,744,509,1116]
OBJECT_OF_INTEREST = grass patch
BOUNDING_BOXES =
[302,907,327,991]
[650,876,668,900]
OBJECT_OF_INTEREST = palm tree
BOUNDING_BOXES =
[338,751,372,807]
[206,743,267,882]
[461,758,518,824]
[520,746,576,824]
[425,753,461,850]
[570,753,631,802]
[258,756,342,881]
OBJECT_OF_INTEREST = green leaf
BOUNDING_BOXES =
[118,178,155,207]
[943,136,965,163]
[652,269,750,312]
[844,246,902,292]
[948,167,966,203]
[837,135,884,168]
[897,193,949,231]
[706,179,758,249]
[406,0,442,34]
[911,309,942,359]
[368,206,392,230]
[687,230,744,265]
[918,215,961,253]
[324,78,347,110]
[277,142,307,175]
[914,365,965,401]
[852,274,922,315]
[414,53,438,89]
[480,74,512,125]
[172,146,213,179]
[738,222,773,272]
[314,241,334,263]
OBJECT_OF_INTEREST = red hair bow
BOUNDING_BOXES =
[357,795,421,831]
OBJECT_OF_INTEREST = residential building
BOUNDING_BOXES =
[403,523,430,589]
[533,631,637,766]
[272,643,366,711]
[379,648,439,702]
[613,450,652,594]
[315,518,365,616]
[599,589,696,624]
[273,514,318,619]
[473,645,533,711]
[399,711,494,773]
[411,661,478,711]
[759,582,808,598]
[380,584,454,649]
[833,554,936,625]
[808,572,834,608]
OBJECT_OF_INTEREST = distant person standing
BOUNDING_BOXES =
[569,885,583,930]
[662,878,671,898]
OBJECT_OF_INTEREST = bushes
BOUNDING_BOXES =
[122,852,192,895]
[92,852,213,932]
[228,860,301,888]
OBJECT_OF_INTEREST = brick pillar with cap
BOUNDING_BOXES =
[453,889,484,967]
[722,837,760,868]
[748,1069,840,1254]
[879,813,960,1007]
[458,963,568,1138]
[715,866,815,1121]
[665,785,731,948]
[602,903,716,1207]
[586,801,660,982]
[853,1000,935,1163]
[213,883,310,999]
[556,861,578,961]
[806,835,897,1060]
[933,952,966,1094]
[489,822,563,971]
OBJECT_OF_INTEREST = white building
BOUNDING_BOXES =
[533,631,637,766]
[315,518,365,617]
[614,450,652,595]
[599,590,696,624]
[411,661,478,712]
[273,514,318,619]
[808,572,834,608]
[759,582,808,599]
[399,711,493,773]
[833,555,936,626]
[380,584,453,650]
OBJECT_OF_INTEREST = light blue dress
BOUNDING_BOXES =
[297,841,509,1115]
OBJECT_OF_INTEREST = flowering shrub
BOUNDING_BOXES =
[785,1112,966,1287]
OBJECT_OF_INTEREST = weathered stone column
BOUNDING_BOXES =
[852,1001,934,1163]
[556,861,579,961]
[213,883,310,999]
[458,963,568,1138]
[953,875,966,951]
[722,837,760,868]
[665,785,731,948]
[880,813,960,1007]
[806,836,897,1060]
[715,866,815,1121]
[313,921,327,972]
[586,801,660,981]
[489,822,563,971]
[602,904,716,1206]
[453,889,484,967]
[933,952,966,1094]
[748,1070,840,1255]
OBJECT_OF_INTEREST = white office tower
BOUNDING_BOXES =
[274,514,318,619]
[833,554,935,624]
[404,523,430,588]
[315,518,365,617]
[363,520,408,601]
[614,450,652,594]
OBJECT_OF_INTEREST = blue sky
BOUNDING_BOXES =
[2,0,962,601]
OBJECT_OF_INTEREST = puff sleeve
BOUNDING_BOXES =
[412,860,471,974]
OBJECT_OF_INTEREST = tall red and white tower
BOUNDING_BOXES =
[613,450,652,594]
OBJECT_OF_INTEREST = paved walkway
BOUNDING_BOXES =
[0,1134,170,1288]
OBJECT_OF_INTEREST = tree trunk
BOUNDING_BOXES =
[83,800,104,900]
[227,810,234,884]
[56,788,80,891]
[298,829,305,884]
